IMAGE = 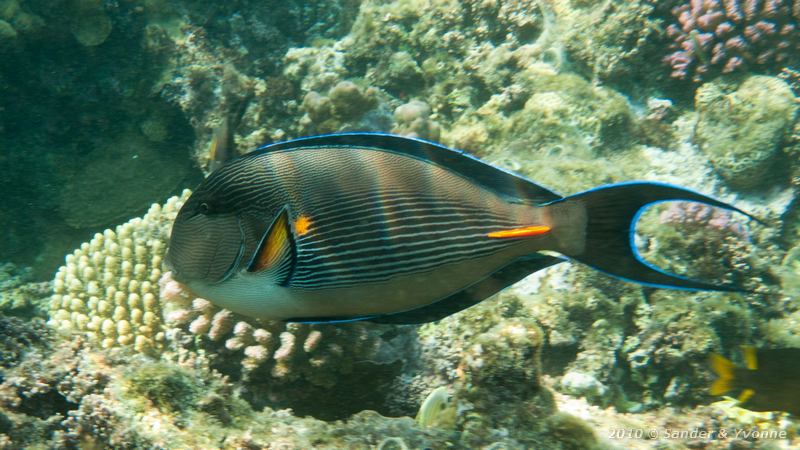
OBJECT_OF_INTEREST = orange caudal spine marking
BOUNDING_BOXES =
[295,215,312,236]
[487,225,551,239]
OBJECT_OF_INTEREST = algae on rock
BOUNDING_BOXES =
[553,0,660,84]
[695,76,798,191]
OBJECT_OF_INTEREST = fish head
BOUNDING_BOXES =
[165,188,246,285]
[165,155,286,306]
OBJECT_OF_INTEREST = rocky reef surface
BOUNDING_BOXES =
[2,0,800,448]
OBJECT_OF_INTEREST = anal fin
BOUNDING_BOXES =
[370,254,564,324]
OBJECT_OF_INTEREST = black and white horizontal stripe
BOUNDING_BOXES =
[290,194,520,289]
[203,146,526,290]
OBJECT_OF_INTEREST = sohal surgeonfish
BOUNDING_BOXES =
[710,347,800,416]
[165,133,755,324]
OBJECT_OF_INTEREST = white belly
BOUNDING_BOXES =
[187,241,535,321]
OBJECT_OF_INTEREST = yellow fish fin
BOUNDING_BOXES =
[207,116,231,172]
[742,345,758,370]
[487,225,551,239]
[248,208,296,284]
[738,388,756,404]
[709,353,736,396]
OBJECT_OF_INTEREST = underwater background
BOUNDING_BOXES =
[1,0,799,448]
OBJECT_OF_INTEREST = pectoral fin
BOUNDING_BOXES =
[247,208,296,286]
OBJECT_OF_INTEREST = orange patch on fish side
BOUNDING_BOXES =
[295,215,312,236]
[487,225,551,239]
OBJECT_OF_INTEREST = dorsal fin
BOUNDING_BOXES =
[742,345,758,370]
[250,132,562,204]
[247,208,296,286]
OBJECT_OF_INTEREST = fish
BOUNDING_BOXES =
[709,347,800,416]
[207,93,253,172]
[207,115,233,173]
[165,132,754,324]
[416,387,457,429]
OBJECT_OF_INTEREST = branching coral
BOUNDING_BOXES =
[665,0,800,81]
[46,186,414,419]
[47,191,191,354]
[162,271,393,382]
[160,271,416,418]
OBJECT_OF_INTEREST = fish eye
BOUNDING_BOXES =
[199,202,210,214]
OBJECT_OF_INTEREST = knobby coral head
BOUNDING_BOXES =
[665,0,800,81]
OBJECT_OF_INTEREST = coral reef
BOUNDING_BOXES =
[391,99,441,141]
[6,0,800,449]
[1,0,364,269]
[642,201,753,284]
[0,0,198,271]
[0,338,101,448]
[774,243,800,298]
[553,0,660,82]
[47,192,190,354]
[299,80,389,134]
[665,0,800,81]
[0,339,454,449]
[156,1,363,172]
[0,262,50,316]
[694,75,798,191]
[160,270,416,419]
[505,216,767,413]
[47,190,415,419]
[0,315,50,368]
[405,295,561,447]
[2,334,798,449]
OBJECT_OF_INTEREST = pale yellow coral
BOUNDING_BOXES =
[47,190,191,354]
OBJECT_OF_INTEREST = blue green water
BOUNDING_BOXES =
[1,1,799,448]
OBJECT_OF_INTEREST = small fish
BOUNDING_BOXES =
[710,347,800,416]
[207,116,233,173]
[416,387,457,429]
[165,133,754,324]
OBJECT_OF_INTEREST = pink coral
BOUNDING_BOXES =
[158,271,188,302]
[658,201,749,239]
[665,0,800,81]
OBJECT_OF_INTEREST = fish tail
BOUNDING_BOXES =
[709,353,736,395]
[551,181,754,291]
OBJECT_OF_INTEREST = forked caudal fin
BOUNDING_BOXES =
[551,182,756,291]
